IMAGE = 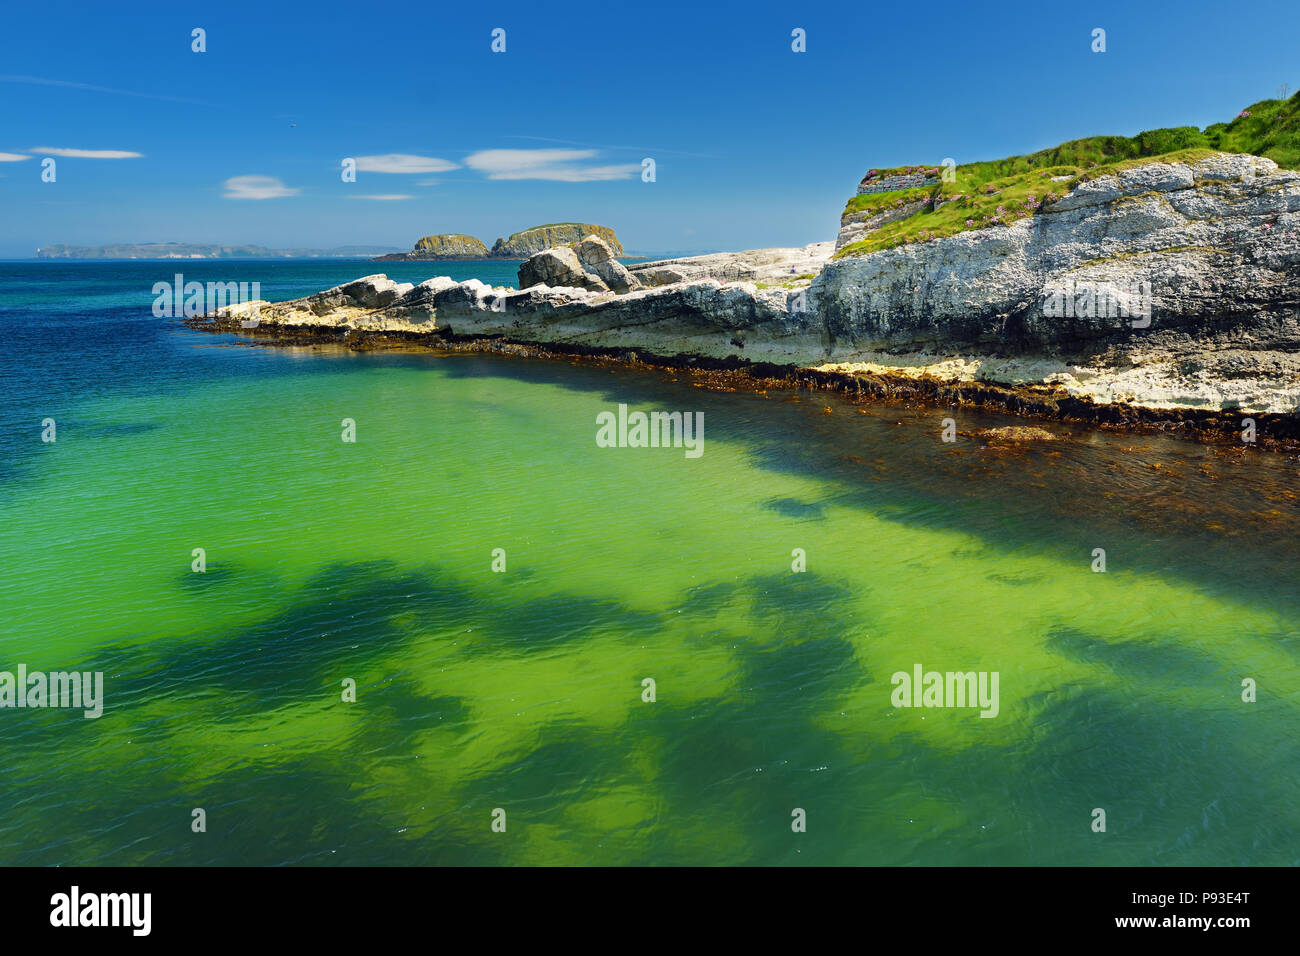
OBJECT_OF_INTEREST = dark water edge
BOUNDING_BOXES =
[195,311,1300,449]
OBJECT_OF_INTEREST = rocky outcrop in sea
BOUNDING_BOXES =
[374,234,490,260]
[371,223,623,261]
[491,223,623,258]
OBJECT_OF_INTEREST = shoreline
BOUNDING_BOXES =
[178,151,1300,452]
[185,312,1300,451]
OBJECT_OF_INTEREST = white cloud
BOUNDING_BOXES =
[223,175,299,200]
[0,152,30,162]
[463,149,639,182]
[30,147,143,158]
[349,194,413,201]
[353,154,459,174]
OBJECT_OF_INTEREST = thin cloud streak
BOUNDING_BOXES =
[31,147,143,159]
[223,175,299,200]
[464,148,639,182]
[0,74,210,106]
[508,135,719,159]
[354,154,459,174]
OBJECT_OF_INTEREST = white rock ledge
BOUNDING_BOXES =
[206,154,1300,417]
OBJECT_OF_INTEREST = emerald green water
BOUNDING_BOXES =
[2,262,1299,865]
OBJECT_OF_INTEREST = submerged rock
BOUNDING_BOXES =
[969,426,1060,444]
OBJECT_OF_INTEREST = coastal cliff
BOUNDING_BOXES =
[812,153,1300,406]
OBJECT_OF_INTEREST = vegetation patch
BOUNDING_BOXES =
[843,186,937,218]
[836,94,1300,259]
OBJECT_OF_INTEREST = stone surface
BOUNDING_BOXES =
[836,199,932,250]
[633,266,689,288]
[626,242,833,286]
[518,246,609,293]
[572,236,640,293]
[857,170,943,195]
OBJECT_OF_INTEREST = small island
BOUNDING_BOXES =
[373,222,623,260]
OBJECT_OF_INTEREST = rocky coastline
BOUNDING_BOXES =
[193,151,1300,448]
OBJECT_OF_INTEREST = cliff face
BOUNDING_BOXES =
[491,223,623,258]
[813,154,1300,353]
[201,152,1300,422]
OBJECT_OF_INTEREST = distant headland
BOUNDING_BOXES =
[373,223,623,261]
[33,242,403,260]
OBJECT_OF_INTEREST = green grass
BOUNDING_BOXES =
[859,164,942,180]
[524,222,608,231]
[843,185,938,218]
[835,93,1300,258]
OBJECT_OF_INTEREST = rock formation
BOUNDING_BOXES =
[372,224,624,260]
[516,235,641,293]
[491,223,623,258]
[810,153,1300,413]
[517,245,609,292]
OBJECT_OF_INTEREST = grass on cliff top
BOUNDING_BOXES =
[518,222,609,232]
[843,185,938,217]
[839,148,1220,257]
[835,92,1300,258]
[859,164,942,181]
[415,233,485,247]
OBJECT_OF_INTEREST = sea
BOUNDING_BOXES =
[1,258,1298,865]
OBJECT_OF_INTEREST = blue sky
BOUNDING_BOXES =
[1,0,1297,258]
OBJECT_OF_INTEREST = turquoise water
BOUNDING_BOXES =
[1,261,1298,865]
